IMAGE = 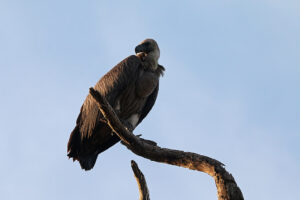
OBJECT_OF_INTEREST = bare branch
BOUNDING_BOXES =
[89,87,244,200]
[131,160,150,200]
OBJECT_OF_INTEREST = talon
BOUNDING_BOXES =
[126,125,134,132]
[121,119,134,132]
[139,138,157,146]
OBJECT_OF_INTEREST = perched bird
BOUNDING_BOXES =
[67,39,165,170]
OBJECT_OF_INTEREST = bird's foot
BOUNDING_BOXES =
[136,135,157,146]
[120,119,134,132]
[121,134,157,147]
[140,138,157,146]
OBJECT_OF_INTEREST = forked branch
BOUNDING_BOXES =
[89,87,244,200]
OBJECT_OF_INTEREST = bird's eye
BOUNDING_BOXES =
[145,42,150,47]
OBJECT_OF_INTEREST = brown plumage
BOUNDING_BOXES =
[67,39,164,170]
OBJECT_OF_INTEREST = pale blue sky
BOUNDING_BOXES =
[1,1,299,199]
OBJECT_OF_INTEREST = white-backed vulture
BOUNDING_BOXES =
[67,39,165,170]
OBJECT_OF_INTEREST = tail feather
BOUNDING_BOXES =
[78,154,98,170]
[68,126,99,170]
[67,123,121,170]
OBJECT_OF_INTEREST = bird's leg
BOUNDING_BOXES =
[120,119,134,132]
[111,119,133,136]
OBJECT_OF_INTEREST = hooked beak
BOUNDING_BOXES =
[135,44,145,54]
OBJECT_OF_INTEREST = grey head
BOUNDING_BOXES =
[135,39,160,71]
[135,39,160,60]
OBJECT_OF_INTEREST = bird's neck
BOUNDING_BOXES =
[144,51,159,71]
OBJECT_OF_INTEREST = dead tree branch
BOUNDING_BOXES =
[131,160,150,200]
[89,87,244,200]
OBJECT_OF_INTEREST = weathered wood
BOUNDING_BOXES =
[131,160,150,200]
[89,87,244,200]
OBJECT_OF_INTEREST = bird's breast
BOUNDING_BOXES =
[136,71,159,98]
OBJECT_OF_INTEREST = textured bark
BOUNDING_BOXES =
[89,87,244,200]
[131,160,150,200]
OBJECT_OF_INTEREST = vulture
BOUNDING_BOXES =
[67,39,165,170]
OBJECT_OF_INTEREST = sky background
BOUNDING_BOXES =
[1,0,299,199]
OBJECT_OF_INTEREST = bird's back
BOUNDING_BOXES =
[67,56,142,170]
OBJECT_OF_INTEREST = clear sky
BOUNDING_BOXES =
[1,0,299,199]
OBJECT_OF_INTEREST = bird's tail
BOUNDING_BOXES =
[78,154,98,171]
[67,125,98,170]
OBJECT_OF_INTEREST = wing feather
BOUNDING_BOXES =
[78,55,141,138]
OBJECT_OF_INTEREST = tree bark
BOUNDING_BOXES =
[89,87,244,200]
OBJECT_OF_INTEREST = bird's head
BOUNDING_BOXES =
[135,39,160,61]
